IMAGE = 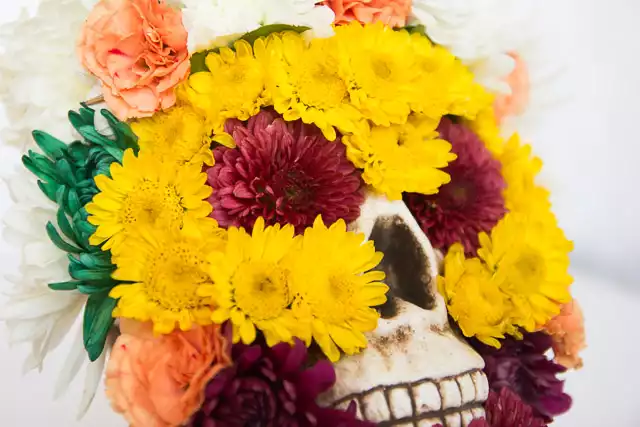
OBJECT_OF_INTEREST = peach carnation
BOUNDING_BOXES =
[494,52,530,123]
[105,320,230,427]
[322,0,411,27]
[77,0,190,120]
[544,300,586,369]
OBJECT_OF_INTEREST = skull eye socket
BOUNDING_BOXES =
[369,215,436,319]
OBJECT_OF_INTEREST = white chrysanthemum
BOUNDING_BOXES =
[410,0,535,94]
[0,0,99,151]
[0,167,107,419]
[181,0,335,51]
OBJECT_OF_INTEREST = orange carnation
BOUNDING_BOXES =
[105,320,230,427]
[544,300,586,370]
[322,0,411,27]
[77,0,190,120]
[494,52,530,123]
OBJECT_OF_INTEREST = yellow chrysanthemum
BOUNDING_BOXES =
[499,133,551,216]
[86,148,213,255]
[186,39,268,132]
[264,32,365,141]
[478,211,573,332]
[110,222,225,334]
[410,33,492,122]
[289,216,387,362]
[200,217,304,346]
[438,243,519,348]
[465,105,505,155]
[343,114,456,200]
[130,103,216,167]
[334,21,417,127]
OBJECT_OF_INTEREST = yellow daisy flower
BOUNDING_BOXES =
[499,133,551,216]
[438,243,520,348]
[263,31,365,141]
[478,211,574,332]
[200,217,304,346]
[289,216,387,362]
[335,21,418,127]
[131,103,216,168]
[187,39,268,132]
[110,221,225,334]
[410,33,492,122]
[465,105,505,156]
[86,148,213,255]
[343,114,456,200]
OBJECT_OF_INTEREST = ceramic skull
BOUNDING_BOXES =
[321,194,489,427]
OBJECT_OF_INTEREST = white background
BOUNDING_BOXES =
[0,0,639,426]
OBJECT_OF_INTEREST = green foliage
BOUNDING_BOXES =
[22,105,138,361]
[190,24,311,74]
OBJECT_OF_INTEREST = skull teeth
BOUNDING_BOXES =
[332,369,489,427]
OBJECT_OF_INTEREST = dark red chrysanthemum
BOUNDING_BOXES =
[472,332,572,422]
[484,388,547,427]
[207,110,364,233]
[188,339,373,427]
[404,117,506,255]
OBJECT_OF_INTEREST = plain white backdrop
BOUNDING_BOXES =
[0,0,639,426]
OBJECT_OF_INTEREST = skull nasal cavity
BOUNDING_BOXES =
[369,215,435,319]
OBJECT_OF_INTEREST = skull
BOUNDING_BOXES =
[322,194,489,427]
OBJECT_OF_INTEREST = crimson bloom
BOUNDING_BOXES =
[404,117,506,255]
[472,332,572,422]
[207,110,364,234]
[188,339,373,427]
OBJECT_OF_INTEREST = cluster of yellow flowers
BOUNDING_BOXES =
[87,145,387,362]
[439,110,574,347]
[186,22,491,200]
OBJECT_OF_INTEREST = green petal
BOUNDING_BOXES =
[83,293,117,361]
[46,222,82,253]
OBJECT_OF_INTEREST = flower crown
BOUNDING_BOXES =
[0,1,585,426]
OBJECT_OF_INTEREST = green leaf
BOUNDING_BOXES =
[32,130,67,159]
[67,189,82,214]
[55,158,77,187]
[48,281,80,291]
[46,222,82,253]
[79,253,114,269]
[22,155,58,184]
[240,24,310,46]
[78,284,115,295]
[83,293,117,361]
[190,24,310,74]
[37,181,60,202]
[56,208,76,242]
[69,264,113,282]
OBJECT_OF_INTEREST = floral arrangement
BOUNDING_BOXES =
[0,0,586,426]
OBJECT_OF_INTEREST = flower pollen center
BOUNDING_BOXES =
[233,261,291,321]
[122,179,184,230]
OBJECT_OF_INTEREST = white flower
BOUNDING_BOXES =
[0,0,99,152]
[0,167,107,419]
[410,0,535,94]
[181,0,335,51]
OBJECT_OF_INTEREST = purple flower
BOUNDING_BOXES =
[188,339,374,427]
[404,117,506,256]
[472,332,572,422]
[207,110,364,234]
[484,388,547,427]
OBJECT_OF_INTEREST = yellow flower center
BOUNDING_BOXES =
[294,58,348,109]
[212,58,264,109]
[122,179,184,230]
[308,273,357,324]
[512,247,546,293]
[232,261,291,321]
[144,242,211,311]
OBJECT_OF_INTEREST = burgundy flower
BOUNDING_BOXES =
[404,117,506,255]
[472,332,572,422]
[207,110,364,233]
[188,339,374,427]
[484,388,547,427]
